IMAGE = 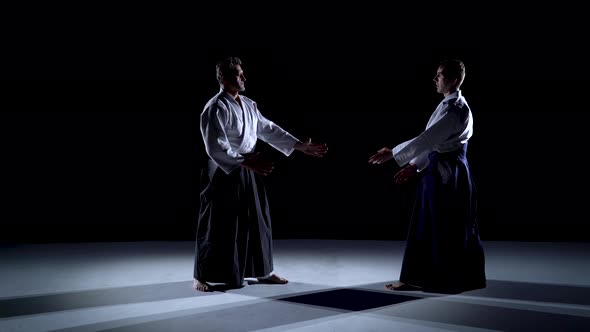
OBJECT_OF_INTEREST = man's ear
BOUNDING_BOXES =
[219,75,230,88]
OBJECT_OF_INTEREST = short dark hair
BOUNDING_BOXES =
[216,57,242,85]
[439,59,465,87]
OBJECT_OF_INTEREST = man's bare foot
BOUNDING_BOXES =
[193,279,210,292]
[257,274,288,284]
[385,281,421,291]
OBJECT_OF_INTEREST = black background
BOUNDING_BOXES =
[2,5,588,243]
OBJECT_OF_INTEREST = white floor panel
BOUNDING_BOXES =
[1,240,588,331]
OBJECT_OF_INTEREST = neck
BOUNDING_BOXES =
[443,88,459,97]
[222,87,239,99]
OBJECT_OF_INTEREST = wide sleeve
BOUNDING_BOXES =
[392,105,462,167]
[254,104,299,156]
[200,102,244,174]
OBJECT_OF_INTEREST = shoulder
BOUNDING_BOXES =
[443,97,461,106]
[441,97,471,125]
[203,93,230,114]
[443,96,469,112]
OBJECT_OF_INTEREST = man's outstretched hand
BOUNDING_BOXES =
[368,147,394,164]
[394,164,418,185]
[294,138,328,157]
[241,152,274,176]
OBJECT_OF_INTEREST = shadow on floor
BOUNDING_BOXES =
[3,279,590,332]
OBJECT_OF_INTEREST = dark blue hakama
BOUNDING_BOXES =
[399,143,486,293]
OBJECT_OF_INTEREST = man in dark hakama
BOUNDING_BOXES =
[193,57,328,291]
[369,59,486,293]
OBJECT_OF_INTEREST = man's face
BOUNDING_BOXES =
[223,65,246,93]
[433,66,454,95]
